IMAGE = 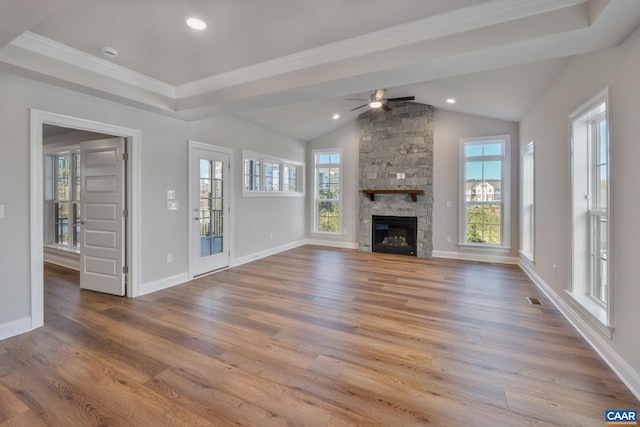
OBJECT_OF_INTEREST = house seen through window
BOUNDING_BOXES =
[459,135,510,247]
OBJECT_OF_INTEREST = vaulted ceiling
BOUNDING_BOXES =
[1,0,639,141]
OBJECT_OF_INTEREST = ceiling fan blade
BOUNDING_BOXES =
[350,104,369,111]
[374,88,387,100]
[382,103,392,112]
[386,96,415,102]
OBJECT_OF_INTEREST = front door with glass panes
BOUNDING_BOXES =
[190,146,230,276]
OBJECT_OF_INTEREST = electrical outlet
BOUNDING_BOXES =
[167,253,173,263]
[269,232,273,240]
[553,264,557,277]
[446,200,451,208]
[446,235,452,243]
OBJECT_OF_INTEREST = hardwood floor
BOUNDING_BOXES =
[1,246,638,426]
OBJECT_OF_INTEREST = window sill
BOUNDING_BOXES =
[242,191,304,198]
[565,290,613,338]
[44,244,80,255]
[457,243,511,252]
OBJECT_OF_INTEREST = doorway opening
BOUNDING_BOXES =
[30,109,141,330]
[43,125,128,296]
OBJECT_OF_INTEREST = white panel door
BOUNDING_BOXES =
[190,146,230,276]
[80,138,126,295]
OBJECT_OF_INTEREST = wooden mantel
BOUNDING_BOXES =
[361,189,424,202]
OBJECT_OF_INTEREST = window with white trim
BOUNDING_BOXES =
[521,141,534,261]
[45,151,81,251]
[313,149,341,234]
[242,150,304,196]
[459,135,511,247]
[570,90,611,329]
[244,158,261,191]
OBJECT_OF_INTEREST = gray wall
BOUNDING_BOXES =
[307,108,520,261]
[306,121,359,247]
[520,30,640,384]
[0,71,306,328]
[188,116,307,260]
[433,110,520,261]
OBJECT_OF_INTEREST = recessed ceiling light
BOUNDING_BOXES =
[186,17,207,30]
[446,98,456,104]
[332,113,340,120]
[369,101,383,109]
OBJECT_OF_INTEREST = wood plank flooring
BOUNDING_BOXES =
[1,245,638,426]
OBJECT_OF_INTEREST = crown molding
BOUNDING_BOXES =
[11,31,175,99]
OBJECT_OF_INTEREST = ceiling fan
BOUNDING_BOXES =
[347,88,415,112]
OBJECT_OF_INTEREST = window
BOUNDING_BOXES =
[46,152,81,251]
[282,164,298,192]
[244,158,261,191]
[264,161,280,192]
[570,89,611,331]
[459,135,511,247]
[521,141,534,261]
[242,150,304,196]
[313,149,341,234]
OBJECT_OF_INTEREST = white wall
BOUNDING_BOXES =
[306,121,359,248]
[0,71,306,334]
[519,32,640,396]
[433,110,520,263]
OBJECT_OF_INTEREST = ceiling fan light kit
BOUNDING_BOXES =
[348,88,415,112]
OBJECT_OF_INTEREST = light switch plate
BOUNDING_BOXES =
[167,201,179,211]
[0,204,4,219]
[167,190,176,200]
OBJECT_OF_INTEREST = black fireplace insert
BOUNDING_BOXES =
[372,215,417,256]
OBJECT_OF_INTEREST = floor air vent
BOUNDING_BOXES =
[527,297,543,306]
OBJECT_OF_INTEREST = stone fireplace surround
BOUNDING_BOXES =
[358,102,434,258]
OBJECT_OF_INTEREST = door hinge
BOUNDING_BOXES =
[123,265,129,274]
[123,209,129,218]
[123,152,129,161]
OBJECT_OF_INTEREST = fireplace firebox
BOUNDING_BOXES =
[372,215,417,256]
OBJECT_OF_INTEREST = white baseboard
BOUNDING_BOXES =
[433,250,519,265]
[305,239,359,250]
[232,240,307,267]
[0,316,32,341]
[137,272,190,297]
[520,262,640,402]
[44,248,80,271]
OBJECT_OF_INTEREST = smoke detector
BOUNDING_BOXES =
[100,46,118,59]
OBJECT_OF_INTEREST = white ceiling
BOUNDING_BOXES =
[1,0,639,141]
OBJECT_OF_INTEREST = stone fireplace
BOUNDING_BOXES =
[358,102,434,258]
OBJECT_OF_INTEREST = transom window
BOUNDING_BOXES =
[459,135,511,247]
[242,150,304,196]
